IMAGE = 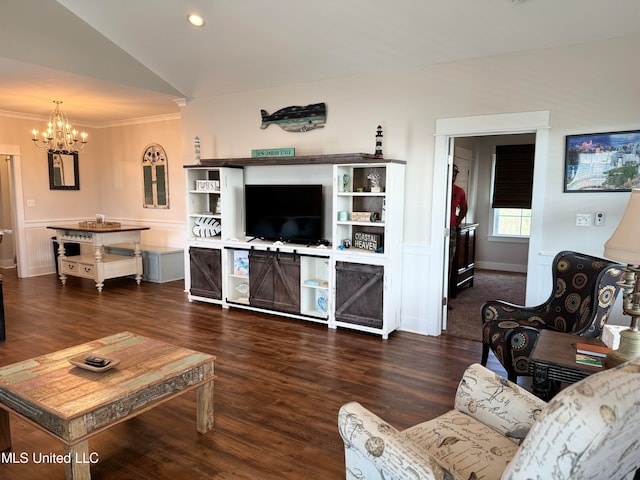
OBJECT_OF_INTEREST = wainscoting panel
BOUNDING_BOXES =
[400,244,442,336]
[24,226,55,277]
[526,251,554,306]
[22,220,186,277]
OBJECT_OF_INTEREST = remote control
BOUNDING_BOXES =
[84,356,110,368]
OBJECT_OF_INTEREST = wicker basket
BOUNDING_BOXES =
[78,220,121,229]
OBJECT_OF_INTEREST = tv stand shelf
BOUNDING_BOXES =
[183,154,405,338]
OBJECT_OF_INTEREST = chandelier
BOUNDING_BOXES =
[31,100,87,153]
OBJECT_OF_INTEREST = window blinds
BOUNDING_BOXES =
[492,144,535,209]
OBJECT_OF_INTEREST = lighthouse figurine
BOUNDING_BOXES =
[194,136,201,163]
[374,125,383,159]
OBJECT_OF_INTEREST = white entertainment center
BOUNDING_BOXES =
[184,153,405,338]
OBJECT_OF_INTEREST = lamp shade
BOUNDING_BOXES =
[604,189,640,264]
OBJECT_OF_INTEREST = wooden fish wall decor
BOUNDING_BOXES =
[260,102,326,132]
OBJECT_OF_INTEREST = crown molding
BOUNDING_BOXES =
[0,109,181,128]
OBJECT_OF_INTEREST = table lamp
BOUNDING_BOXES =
[603,189,640,367]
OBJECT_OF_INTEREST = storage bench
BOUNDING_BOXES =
[104,244,184,283]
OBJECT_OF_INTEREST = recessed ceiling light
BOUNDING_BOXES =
[187,14,205,27]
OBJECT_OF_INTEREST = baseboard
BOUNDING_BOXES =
[475,261,527,273]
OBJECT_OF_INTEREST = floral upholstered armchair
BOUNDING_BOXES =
[480,251,623,381]
[338,361,640,480]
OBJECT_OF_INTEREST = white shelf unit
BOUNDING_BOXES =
[184,167,244,304]
[185,167,244,243]
[184,155,405,339]
[226,247,250,305]
[300,255,330,319]
[331,162,405,338]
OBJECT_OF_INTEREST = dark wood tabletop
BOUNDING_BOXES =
[528,329,608,399]
[530,329,606,374]
[48,224,150,233]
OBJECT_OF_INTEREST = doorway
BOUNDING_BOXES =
[0,145,25,277]
[445,135,533,339]
[434,111,551,335]
[0,155,16,269]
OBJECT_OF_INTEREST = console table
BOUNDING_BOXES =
[48,224,150,292]
[528,329,606,400]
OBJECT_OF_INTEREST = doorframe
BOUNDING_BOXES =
[433,111,550,333]
[0,144,26,277]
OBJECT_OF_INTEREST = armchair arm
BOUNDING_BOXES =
[338,402,448,480]
[454,364,546,443]
[481,299,550,325]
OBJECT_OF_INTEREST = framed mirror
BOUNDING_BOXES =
[48,151,79,190]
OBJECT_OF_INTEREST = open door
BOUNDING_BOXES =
[441,138,455,331]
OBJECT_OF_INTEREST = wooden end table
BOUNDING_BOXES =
[0,331,215,480]
[528,329,606,400]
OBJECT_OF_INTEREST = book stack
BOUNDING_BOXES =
[575,342,611,368]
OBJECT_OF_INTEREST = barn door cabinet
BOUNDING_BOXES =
[334,262,384,328]
[248,249,300,314]
[224,246,329,322]
[189,246,222,301]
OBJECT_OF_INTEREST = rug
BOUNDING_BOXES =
[444,270,527,342]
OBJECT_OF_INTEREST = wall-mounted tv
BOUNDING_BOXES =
[245,184,323,244]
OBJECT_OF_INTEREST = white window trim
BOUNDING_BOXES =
[490,208,531,239]
[488,234,530,244]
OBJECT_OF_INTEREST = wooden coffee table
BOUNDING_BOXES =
[528,329,606,400]
[0,331,215,480]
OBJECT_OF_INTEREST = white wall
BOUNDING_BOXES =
[181,34,640,334]
[95,118,185,248]
[0,114,184,276]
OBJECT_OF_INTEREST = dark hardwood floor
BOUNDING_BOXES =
[0,270,505,479]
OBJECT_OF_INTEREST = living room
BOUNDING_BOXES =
[0,1,639,478]
[2,2,639,335]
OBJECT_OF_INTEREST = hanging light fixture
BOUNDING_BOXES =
[31,100,87,153]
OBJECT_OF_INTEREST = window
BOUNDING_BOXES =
[492,144,534,209]
[494,208,531,237]
[142,144,169,209]
[491,144,534,238]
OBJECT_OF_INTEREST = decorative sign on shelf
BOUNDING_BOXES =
[351,211,373,222]
[196,180,220,192]
[251,148,296,158]
[233,250,249,276]
[353,232,381,251]
[259,102,326,132]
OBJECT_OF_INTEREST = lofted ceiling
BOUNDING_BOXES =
[1,0,639,126]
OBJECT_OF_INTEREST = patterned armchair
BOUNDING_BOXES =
[338,361,640,480]
[480,251,623,381]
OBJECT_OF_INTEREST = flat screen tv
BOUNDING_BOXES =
[245,184,323,243]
